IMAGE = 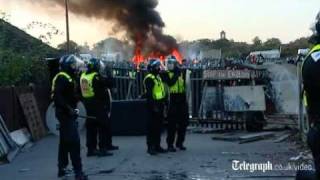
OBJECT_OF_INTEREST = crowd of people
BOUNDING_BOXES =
[49,11,320,180]
[51,54,189,180]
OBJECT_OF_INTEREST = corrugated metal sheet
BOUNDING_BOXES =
[0,114,19,161]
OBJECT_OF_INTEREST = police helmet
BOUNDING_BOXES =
[166,56,178,71]
[59,55,80,73]
[87,58,101,72]
[147,59,161,72]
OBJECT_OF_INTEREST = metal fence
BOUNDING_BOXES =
[111,68,147,100]
[110,66,270,130]
[0,65,271,132]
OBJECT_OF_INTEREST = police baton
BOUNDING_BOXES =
[55,114,96,131]
[74,109,97,120]
[78,115,97,120]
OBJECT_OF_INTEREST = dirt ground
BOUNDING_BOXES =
[0,131,311,180]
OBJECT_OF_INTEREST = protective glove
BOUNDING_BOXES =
[69,108,79,119]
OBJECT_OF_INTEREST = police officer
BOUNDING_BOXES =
[162,57,189,152]
[52,55,87,180]
[80,58,118,157]
[144,59,167,155]
[300,12,320,180]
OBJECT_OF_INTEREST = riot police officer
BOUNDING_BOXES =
[299,12,320,180]
[162,57,189,152]
[51,55,88,180]
[80,58,118,157]
[143,59,167,155]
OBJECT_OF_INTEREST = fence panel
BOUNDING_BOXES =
[0,86,50,131]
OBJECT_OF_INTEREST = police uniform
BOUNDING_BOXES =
[80,71,113,155]
[52,71,83,177]
[302,44,320,179]
[162,70,188,150]
[144,73,166,153]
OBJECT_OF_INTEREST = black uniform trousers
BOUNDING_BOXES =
[85,102,112,151]
[147,103,164,149]
[307,123,320,179]
[166,101,188,147]
[57,116,82,175]
[301,48,320,179]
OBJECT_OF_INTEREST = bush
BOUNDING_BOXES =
[0,50,49,86]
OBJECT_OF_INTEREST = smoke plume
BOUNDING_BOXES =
[32,0,178,57]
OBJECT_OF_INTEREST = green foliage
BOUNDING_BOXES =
[263,38,282,50]
[282,37,311,57]
[186,36,310,59]
[57,40,81,54]
[252,36,262,46]
[92,38,133,60]
[0,19,59,86]
[0,16,313,87]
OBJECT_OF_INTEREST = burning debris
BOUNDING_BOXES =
[31,0,182,64]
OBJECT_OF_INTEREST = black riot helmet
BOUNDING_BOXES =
[310,11,320,44]
[166,56,178,71]
[316,12,320,36]
[87,58,100,72]
[147,59,161,74]
[59,54,81,75]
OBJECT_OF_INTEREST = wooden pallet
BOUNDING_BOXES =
[18,93,47,141]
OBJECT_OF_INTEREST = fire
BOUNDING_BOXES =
[131,33,183,65]
[132,48,183,65]
[132,48,144,65]
[172,49,183,63]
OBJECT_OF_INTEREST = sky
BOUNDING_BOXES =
[0,0,319,48]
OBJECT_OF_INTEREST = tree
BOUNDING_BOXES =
[0,10,10,22]
[92,38,132,60]
[282,37,311,57]
[79,42,91,54]
[57,40,81,54]
[0,50,49,86]
[252,36,262,51]
[252,36,262,46]
[25,21,64,45]
[179,36,310,59]
[0,19,59,86]
[263,38,282,50]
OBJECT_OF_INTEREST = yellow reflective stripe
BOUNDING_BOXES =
[308,44,320,57]
[51,72,72,98]
[301,44,320,106]
[143,73,166,100]
[168,72,185,94]
[303,91,308,107]
[80,72,98,98]
[302,44,320,71]
[129,71,136,78]
[154,76,165,100]
[143,74,155,91]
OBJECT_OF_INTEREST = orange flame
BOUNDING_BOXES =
[132,46,144,64]
[132,48,183,64]
[172,49,183,63]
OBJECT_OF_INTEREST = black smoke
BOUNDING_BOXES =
[33,0,178,55]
